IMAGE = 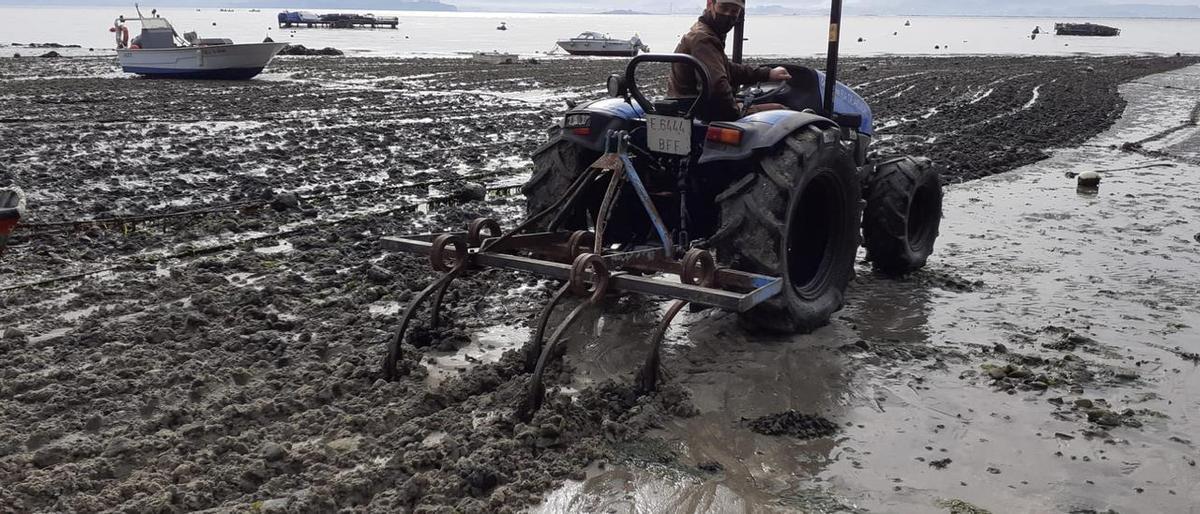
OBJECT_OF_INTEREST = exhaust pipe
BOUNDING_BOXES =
[731,14,745,64]
[823,0,843,115]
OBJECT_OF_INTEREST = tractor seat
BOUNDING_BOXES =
[653,96,701,118]
[747,64,825,114]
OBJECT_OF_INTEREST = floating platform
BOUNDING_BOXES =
[1054,23,1121,37]
[278,11,398,29]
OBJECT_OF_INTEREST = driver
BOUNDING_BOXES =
[668,0,792,121]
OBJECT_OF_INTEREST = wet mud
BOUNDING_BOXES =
[1,55,1198,512]
[540,65,1200,512]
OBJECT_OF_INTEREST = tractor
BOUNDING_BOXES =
[379,0,944,419]
[523,2,943,333]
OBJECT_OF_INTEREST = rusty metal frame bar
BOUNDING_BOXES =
[381,235,782,312]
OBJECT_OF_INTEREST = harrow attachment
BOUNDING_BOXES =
[380,132,783,421]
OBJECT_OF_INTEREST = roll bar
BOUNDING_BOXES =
[625,53,711,118]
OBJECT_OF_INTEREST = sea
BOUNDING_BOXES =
[2,6,1199,58]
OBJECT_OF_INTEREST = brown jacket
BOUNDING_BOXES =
[667,19,771,121]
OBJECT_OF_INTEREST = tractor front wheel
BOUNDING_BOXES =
[711,127,862,334]
[861,156,943,275]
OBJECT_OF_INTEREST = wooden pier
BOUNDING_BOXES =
[278,11,398,29]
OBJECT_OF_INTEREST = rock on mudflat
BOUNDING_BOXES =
[1077,170,1101,188]
[453,182,487,202]
[262,442,287,461]
[366,265,393,285]
[270,192,301,211]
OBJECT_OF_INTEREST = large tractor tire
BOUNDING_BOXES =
[711,127,862,334]
[522,130,596,230]
[861,156,943,275]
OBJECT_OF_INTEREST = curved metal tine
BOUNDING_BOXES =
[517,299,595,422]
[635,299,689,396]
[524,282,573,373]
[428,267,463,329]
[382,266,465,381]
[481,167,598,253]
[592,165,626,255]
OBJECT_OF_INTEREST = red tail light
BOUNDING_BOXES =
[706,126,743,146]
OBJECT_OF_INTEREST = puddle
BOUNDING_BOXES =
[423,323,528,387]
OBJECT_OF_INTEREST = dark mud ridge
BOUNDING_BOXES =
[745,411,839,439]
[277,45,344,56]
[0,54,1197,512]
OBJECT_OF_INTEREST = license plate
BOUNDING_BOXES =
[646,115,692,156]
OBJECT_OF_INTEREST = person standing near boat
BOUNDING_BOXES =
[667,0,791,121]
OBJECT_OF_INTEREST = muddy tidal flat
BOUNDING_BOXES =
[2,55,1200,513]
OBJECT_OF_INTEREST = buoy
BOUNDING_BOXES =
[1077,171,1101,188]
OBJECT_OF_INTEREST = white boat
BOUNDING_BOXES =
[556,32,649,57]
[470,51,518,64]
[111,8,287,80]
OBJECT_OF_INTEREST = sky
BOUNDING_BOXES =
[450,0,1200,17]
[1,0,1198,17]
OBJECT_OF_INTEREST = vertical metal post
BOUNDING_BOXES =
[823,0,843,114]
[732,15,745,64]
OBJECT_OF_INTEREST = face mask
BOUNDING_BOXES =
[702,10,738,35]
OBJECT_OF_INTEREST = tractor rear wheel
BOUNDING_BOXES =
[523,130,596,230]
[711,127,862,334]
[861,156,943,275]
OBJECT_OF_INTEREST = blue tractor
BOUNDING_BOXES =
[380,0,944,417]
[523,4,944,334]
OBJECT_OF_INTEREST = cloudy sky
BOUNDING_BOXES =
[2,0,1198,17]
[447,0,1200,16]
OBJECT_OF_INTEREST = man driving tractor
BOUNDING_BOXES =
[668,0,792,120]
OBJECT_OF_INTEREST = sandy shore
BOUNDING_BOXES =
[1,55,1198,513]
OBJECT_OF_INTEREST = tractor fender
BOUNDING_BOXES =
[561,98,644,152]
[698,110,838,164]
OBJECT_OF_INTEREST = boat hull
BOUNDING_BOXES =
[557,39,641,57]
[117,42,288,80]
[561,48,639,57]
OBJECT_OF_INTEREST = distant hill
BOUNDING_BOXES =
[0,0,457,10]
[598,9,650,15]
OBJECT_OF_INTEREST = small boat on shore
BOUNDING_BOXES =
[1055,22,1121,37]
[0,187,25,255]
[556,32,649,57]
[470,51,518,64]
[111,8,287,79]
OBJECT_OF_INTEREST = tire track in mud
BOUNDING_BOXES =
[2,54,1199,513]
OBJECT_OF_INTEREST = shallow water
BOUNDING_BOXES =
[535,64,1200,513]
[3,6,1200,58]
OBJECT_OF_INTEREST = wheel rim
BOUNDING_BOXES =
[907,179,940,252]
[786,168,845,300]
